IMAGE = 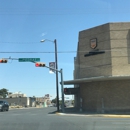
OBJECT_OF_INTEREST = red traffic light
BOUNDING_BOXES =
[0,59,8,63]
[64,88,68,93]
[35,62,45,67]
[64,88,67,92]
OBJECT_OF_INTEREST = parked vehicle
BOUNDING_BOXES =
[48,104,53,107]
[0,101,9,112]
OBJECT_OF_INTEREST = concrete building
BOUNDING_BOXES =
[36,95,51,106]
[8,92,26,98]
[0,97,36,107]
[64,22,130,113]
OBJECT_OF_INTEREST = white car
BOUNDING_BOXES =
[48,104,53,107]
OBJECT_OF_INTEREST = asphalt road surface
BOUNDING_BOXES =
[0,107,130,130]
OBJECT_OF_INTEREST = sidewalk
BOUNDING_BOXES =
[56,107,130,118]
[9,106,41,110]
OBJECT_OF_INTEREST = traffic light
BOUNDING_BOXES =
[0,59,7,63]
[64,88,69,93]
[64,88,79,95]
[35,62,45,67]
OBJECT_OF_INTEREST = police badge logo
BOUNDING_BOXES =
[90,38,97,49]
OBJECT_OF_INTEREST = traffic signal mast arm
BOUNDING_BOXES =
[35,62,61,73]
[45,65,61,73]
[35,62,64,112]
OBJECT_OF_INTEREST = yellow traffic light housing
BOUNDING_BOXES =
[0,59,8,63]
[35,62,45,67]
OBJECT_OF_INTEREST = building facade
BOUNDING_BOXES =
[64,22,130,113]
[0,97,36,107]
[8,92,26,98]
[36,94,51,106]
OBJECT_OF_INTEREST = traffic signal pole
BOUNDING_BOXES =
[60,69,65,112]
[45,65,65,112]
[0,56,64,112]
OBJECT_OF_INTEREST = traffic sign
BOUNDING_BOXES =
[49,62,55,73]
[19,58,40,62]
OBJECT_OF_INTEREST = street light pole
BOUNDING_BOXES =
[40,39,59,112]
[54,39,59,112]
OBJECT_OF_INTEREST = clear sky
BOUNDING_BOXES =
[0,0,130,99]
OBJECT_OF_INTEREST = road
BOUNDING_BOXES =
[0,107,130,130]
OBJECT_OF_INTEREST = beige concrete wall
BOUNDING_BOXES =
[109,22,130,30]
[109,23,130,76]
[80,80,130,113]
[79,23,110,38]
[79,65,111,78]
[0,97,28,106]
[0,97,36,107]
[74,57,80,79]
[73,22,130,112]
[78,23,112,78]
[75,22,130,78]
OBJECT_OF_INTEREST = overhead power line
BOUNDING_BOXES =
[0,51,77,53]
[0,49,127,53]
[0,8,129,15]
[0,42,40,44]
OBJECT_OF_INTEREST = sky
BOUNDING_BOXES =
[0,0,130,99]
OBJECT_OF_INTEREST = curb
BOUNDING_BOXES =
[56,112,130,118]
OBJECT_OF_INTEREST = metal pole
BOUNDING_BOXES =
[54,39,59,112]
[18,92,19,105]
[60,69,65,112]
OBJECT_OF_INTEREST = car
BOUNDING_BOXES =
[0,101,9,112]
[48,104,53,107]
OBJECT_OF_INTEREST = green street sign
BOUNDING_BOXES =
[19,58,40,62]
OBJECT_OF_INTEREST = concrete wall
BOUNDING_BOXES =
[74,22,130,112]
[80,79,130,113]
[0,97,36,107]
[78,23,112,78]
[76,22,130,78]
[109,23,130,76]
[8,93,26,98]
[0,97,28,106]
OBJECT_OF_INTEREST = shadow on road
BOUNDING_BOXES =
[48,111,57,114]
[48,107,80,115]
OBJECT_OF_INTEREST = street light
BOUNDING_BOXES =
[40,39,59,112]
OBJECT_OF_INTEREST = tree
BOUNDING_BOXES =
[72,100,74,105]
[0,88,8,98]
[36,101,40,105]
[51,97,62,106]
[51,97,57,104]
[59,100,62,105]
